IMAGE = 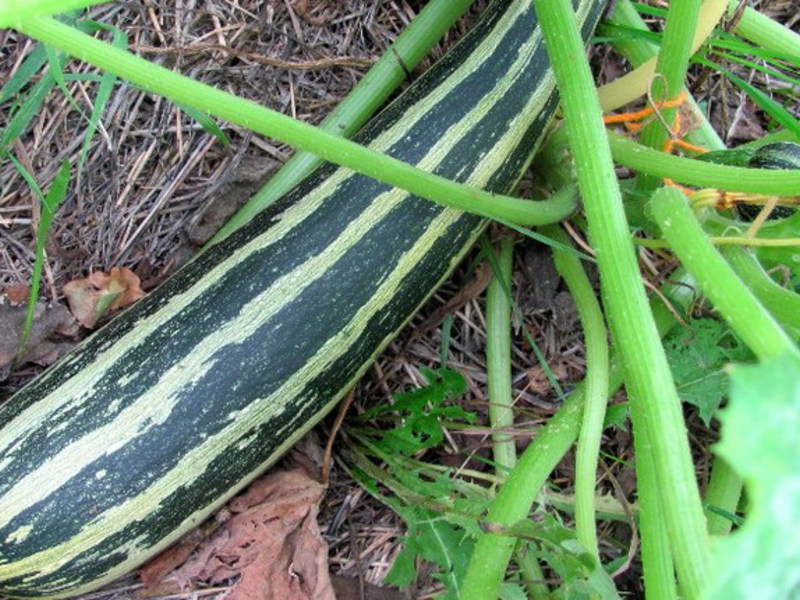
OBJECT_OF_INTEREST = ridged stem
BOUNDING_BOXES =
[636,0,703,190]
[546,225,609,563]
[459,278,694,598]
[531,0,710,595]
[485,236,518,472]
[608,133,800,194]
[731,1,800,58]
[595,0,727,112]
[601,0,724,150]
[649,187,798,362]
[14,16,575,226]
[208,0,475,244]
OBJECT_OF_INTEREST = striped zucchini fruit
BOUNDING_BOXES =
[0,0,602,597]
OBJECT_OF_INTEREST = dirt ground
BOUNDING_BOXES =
[0,0,798,598]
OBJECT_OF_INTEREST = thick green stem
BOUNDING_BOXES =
[207,0,474,244]
[0,0,102,25]
[602,0,725,151]
[14,16,575,226]
[704,458,743,536]
[547,225,608,562]
[722,246,800,338]
[731,1,800,59]
[636,0,703,189]
[532,0,710,595]
[459,274,695,598]
[649,187,798,362]
[609,133,800,194]
[596,0,727,112]
[486,236,518,472]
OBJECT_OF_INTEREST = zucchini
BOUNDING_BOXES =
[0,1,602,597]
[739,142,800,220]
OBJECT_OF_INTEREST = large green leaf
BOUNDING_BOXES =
[706,352,800,598]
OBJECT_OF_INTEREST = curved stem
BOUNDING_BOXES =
[609,133,800,195]
[731,1,800,60]
[547,225,609,562]
[15,16,576,226]
[722,246,800,337]
[532,0,710,595]
[459,272,696,598]
[208,0,475,244]
[648,186,797,361]
[0,0,101,25]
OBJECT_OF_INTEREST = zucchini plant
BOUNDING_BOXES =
[0,0,603,597]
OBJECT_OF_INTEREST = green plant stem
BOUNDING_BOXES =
[207,0,474,245]
[608,132,800,194]
[704,457,743,536]
[636,0,703,190]
[604,1,746,547]
[531,0,710,596]
[486,236,518,473]
[14,16,575,226]
[722,246,800,338]
[649,187,798,362]
[460,276,694,598]
[595,0,727,112]
[546,225,608,562]
[515,544,550,598]
[602,0,725,151]
[731,1,800,59]
[0,0,100,26]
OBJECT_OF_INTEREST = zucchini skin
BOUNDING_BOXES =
[740,142,800,220]
[0,1,602,597]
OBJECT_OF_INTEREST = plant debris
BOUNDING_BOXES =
[140,465,333,600]
[62,267,144,328]
[0,298,77,381]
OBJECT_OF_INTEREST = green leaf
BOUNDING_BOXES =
[663,318,752,424]
[502,514,620,599]
[359,367,472,456]
[499,582,528,600]
[384,506,474,599]
[179,103,231,147]
[706,352,800,598]
[1,71,56,150]
[602,402,629,431]
[0,43,47,104]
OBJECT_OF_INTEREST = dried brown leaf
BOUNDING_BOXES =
[0,301,77,380]
[63,267,145,328]
[1,284,30,306]
[148,467,333,600]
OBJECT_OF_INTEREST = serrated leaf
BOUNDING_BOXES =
[499,582,528,600]
[663,318,752,424]
[501,515,620,600]
[384,506,473,599]
[706,352,800,599]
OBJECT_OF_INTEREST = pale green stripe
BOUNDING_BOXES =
[0,2,528,451]
[0,206,463,581]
